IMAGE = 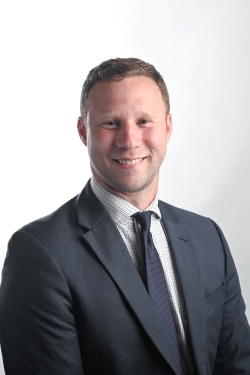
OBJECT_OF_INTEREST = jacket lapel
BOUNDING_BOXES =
[159,202,206,375]
[76,181,180,375]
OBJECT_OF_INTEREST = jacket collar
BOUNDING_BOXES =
[159,201,206,375]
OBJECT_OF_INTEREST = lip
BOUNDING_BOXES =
[113,157,146,167]
[116,158,144,165]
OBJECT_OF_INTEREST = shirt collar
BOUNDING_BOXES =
[90,177,161,225]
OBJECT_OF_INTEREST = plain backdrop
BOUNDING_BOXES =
[0,0,249,373]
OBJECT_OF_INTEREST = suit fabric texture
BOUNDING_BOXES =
[0,180,250,375]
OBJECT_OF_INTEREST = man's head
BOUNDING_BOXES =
[80,58,170,120]
[77,58,172,209]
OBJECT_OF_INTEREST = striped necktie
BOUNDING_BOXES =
[134,211,184,375]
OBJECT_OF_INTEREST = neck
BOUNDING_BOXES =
[92,175,158,211]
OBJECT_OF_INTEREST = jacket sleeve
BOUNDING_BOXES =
[211,220,250,374]
[0,230,84,375]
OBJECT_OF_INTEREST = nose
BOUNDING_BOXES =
[115,122,142,149]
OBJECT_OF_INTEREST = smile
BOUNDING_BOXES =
[115,158,144,165]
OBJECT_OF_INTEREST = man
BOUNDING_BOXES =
[0,58,250,375]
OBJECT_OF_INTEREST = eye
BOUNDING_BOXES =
[138,119,151,126]
[101,120,120,129]
[107,121,118,126]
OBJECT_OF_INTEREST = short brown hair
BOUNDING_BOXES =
[80,57,170,119]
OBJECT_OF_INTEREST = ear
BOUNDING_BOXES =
[77,116,87,146]
[166,113,173,143]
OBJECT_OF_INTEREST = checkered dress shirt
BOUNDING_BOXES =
[91,177,194,374]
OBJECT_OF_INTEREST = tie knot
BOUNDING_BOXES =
[134,211,151,231]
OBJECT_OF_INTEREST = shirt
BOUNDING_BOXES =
[90,177,194,374]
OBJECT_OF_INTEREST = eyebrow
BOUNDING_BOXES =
[99,110,155,120]
[99,111,120,119]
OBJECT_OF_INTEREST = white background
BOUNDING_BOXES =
[0,0,249,373]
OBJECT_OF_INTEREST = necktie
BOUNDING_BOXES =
[134,211,184,375]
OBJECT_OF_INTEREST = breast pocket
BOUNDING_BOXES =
[205,283,225,315]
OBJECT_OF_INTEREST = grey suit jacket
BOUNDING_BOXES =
[0,180,250,374]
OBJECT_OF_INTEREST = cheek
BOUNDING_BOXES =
[145,130,167,150]
[88,130,114,154]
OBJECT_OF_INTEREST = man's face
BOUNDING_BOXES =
[78,76,172,198]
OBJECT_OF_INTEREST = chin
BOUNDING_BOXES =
[107,178,154,194]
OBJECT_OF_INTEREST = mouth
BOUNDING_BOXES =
[114,157,146,165]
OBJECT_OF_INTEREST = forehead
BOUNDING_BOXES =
[86,76,165,114]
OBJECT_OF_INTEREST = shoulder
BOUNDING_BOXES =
[158,200,227,249]
[10,195,80,248]
[159,199,212,227]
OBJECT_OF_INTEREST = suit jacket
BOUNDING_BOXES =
[0,180,250,375]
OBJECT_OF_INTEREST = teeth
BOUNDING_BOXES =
[117,158,143,165]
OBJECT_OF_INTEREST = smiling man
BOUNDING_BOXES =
[1,58,250,375]
[77,75,172,209]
